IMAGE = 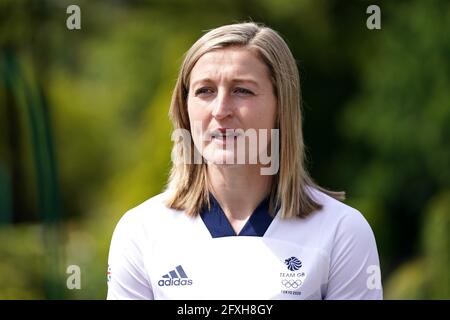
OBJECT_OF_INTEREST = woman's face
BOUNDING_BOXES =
[187,46,277,166]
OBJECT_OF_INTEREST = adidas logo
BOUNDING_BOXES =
[158,265,193,287]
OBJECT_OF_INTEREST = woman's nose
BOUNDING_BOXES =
[211,91,233,119]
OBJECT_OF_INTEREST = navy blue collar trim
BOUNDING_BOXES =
[200,193,277,238]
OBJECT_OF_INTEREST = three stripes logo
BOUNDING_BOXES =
[158,265,193,287]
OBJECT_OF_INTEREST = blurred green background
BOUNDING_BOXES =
[0,0,449,299]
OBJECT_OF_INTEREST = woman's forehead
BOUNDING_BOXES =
[189,47,270,86]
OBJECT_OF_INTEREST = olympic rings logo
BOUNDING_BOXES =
[281,279,302,289]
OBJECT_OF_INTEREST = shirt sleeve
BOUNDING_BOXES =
[324,210,383,300]
[106,210,154,300]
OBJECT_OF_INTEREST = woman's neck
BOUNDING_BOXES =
[206,164,273,234]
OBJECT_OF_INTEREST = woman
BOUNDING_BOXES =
[107,22,383,300]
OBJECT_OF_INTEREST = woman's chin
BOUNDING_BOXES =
[204,151,239,166]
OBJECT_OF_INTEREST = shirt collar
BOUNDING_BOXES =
[200,193,277,238]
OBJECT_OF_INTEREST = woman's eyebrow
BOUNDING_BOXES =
[191,77,260,88]
[190,78,213,88]
[232,78,260,88]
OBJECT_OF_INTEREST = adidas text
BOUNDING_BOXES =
[158,278,193,286]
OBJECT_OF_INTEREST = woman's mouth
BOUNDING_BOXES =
[210,129,241,144]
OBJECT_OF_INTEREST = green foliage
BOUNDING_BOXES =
[422,191,450,299]
[0,0,448,299]
[0,225,46,299]
[383,258,426,300]
[339,0,450,276]
[384,191,450,299]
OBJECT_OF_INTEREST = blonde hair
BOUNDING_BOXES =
[164,22,345,218]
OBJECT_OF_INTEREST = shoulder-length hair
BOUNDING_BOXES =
[164,22,344,219]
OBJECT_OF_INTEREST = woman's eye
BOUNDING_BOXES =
[234,87,254,95]
[194,87,214,96]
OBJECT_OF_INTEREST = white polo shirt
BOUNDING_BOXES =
[107,187,383,300]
